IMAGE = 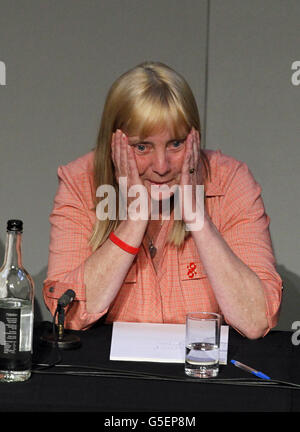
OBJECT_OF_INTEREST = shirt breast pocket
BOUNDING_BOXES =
[179,260,207,282]
[123,262,137,284]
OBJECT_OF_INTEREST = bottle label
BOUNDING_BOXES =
[0,308,20,357]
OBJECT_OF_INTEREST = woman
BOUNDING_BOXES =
[43,61,282,338]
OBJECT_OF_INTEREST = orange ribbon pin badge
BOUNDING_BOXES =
[187,262,197,279]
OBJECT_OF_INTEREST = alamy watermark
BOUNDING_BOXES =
[96,178,204,231]
[0,61,6,85]
[291,61,300,86]
[291,321,300,345]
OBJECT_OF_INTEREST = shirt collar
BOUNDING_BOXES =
[204,181,225,197]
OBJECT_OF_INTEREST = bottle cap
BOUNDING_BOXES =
[7,219,23,232]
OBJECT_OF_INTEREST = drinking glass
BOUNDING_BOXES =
[185,312,221,378]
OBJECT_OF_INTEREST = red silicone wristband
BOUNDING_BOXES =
[109,231,140,255]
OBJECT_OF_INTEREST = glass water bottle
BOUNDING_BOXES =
[0,220,34,382]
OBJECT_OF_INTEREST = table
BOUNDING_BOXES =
[0,321,300,413]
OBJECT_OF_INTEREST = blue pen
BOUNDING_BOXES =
[231,359,271,380]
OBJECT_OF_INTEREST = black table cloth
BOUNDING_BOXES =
[0,321,300,413]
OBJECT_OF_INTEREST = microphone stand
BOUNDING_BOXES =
[40,304,81,350]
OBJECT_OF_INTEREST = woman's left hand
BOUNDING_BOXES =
[179,127,204,229]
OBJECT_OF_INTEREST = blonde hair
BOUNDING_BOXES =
[90,61,210,251]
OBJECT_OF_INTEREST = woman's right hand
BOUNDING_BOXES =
[111,129,150,221]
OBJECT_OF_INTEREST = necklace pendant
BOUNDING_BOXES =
[149,242,157,259]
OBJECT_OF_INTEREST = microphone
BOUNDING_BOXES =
[58,289,75,307]
[40,288,81,350]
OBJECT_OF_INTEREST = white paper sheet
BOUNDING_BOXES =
[110,322,229,365]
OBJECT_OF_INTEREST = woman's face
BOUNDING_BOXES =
[127,127,189,201]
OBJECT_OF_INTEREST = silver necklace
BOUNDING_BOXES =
[148,238,157,259]
[146,220,164,259]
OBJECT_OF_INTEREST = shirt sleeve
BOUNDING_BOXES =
[219,160,282,335]
[43,164,108,330]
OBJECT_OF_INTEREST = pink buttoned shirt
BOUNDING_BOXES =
[43,149,282,331]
